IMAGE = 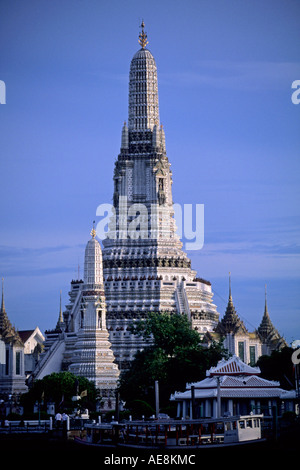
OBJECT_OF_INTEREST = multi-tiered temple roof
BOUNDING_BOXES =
[215,275,248,336]
[0,278,23,347]
[257,286,287,352]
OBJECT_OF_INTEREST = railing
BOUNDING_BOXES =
[0,420,52,434]
[181,286,191,321]
[175,287,184,314]
[175,284,191,320]
[83,415,265,448]
[31,337,64,380]
[69,288,82,319]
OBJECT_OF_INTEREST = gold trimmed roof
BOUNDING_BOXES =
[215,274,248,335]
[257,285,287,349]
[0,278,23,346]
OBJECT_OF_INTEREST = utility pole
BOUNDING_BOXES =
[191,386,195,419]
[155,381,159,418]
[216,376,221,418]
[115,391,120,422]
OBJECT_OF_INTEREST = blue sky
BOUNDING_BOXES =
[0,0,299,344]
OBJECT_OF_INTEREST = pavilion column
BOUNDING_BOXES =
[182,400,187,419]
[213,400,218,418]
[256,400,261,414]
[204,400,210,418]
[268,400,272,416]
[177,402,181,418]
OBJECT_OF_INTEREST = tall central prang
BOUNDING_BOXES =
[102,23,219,369]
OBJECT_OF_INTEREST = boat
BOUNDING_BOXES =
[74,413,265,449]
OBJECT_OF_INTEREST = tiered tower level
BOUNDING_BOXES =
[102,24,219,369]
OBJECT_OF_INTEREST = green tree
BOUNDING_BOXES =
[132,312,201,356]
[119,313,227,416]
[21,372,99,414]
[256,347,296,390]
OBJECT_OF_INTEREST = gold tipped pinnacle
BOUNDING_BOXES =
[138,21,148,49]
[229,272,232,299]
[90,220,96,239]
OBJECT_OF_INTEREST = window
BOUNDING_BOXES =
[15,351,21,375]
[238,342,245,362]
[5,349,9,375]
[249,346,256,366]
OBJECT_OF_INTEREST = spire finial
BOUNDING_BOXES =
[229,272,232,299]
[264,283,269,316]
[90,220,96,239]
[59,290,63,323]
[265,283,267,300]
[138,21,148,49]
[1,277,5,313]
[56,289,64,330]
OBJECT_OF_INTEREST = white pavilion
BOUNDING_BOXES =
[171,355,296,419]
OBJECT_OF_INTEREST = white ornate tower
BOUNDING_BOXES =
[34,228,119,411]
[102,23,220,369]
[83,228,104,286]
[68,226,119,406]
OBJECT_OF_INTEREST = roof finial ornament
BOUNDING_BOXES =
[229,272,232,299]
[265,283,267,300]
[264,283,269,316]
[138,20,148,49]
[55,289,64,330]
[90,220,96,239]
[1,277,5,313]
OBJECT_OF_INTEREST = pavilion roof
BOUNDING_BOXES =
[206,355,261,377]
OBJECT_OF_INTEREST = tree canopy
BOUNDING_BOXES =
[131,311,201,356]
[256,347,296,390]
[21,371,99,414]
[119,313,227,416]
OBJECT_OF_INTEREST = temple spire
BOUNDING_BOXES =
[84,224,103,285]
[128,22,159,131]
[56,290,64,330]
[59,290,63,323]
[229,272,232,300]
[258,283,273,333]
[258,284,288,349]
[215,273,248,335]
[1,277,5,313]
[264,284,269,317]
[138,21,148,49]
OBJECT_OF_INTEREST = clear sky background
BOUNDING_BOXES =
[0,0,299,345]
